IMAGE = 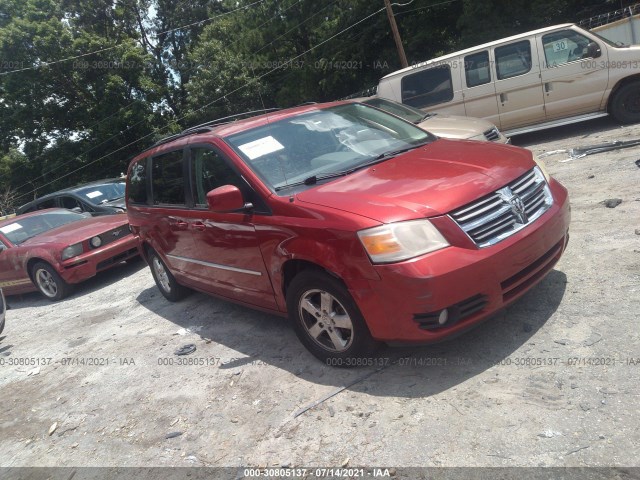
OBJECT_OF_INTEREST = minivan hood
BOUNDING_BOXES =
[295,139,534,223]
[419,114,494,139]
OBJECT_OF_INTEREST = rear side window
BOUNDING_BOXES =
[128,158,148,204]
[465,51,491,87]
[495,40,532,80]
[401,65,454,109]
[542,30,593,67]
[190,148,244,207]
[151,150,185,206]
[37,199,56,210]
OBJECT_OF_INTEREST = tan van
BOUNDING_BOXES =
[377,24,640,135]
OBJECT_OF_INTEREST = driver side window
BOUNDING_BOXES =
[190,147,245,207]
[542,30,593,67]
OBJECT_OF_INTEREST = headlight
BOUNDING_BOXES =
[533,157,550,181]
[90,236,102,248]
[61,243,83,260]
[357,219,449,264]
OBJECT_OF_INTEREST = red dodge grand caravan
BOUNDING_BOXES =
[126,102,570,364]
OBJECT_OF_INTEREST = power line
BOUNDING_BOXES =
[11,0,307,193]
[0,0,268,77]
[13,5,388,203]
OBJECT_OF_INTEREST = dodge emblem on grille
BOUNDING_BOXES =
[508,193,527,223]
[499,188,528,224]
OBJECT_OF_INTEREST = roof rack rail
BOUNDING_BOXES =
[148,108,282,149]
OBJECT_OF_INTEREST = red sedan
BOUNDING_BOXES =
[0,209,139,300]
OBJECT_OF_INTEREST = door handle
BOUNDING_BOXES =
[168,217,188,231]
[499,92,508,103]
[544,82,552,93]
[192,221,206,231]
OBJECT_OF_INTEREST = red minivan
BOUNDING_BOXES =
[126,102,570,364]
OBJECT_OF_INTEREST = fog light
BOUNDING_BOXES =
[90,236,102,248]
[438,309,449,325]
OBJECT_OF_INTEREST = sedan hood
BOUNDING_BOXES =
[296,139,534,223]
[23,215,129,247]
[419,114,494,139]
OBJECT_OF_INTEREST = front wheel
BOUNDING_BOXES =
[31,262,72,301]
[610,81,640,124]
[147,249,190,302]
[286,270,380,366]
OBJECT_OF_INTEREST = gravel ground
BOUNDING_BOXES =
[1,117,639,472]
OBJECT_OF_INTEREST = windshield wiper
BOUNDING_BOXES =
[274,141,432,192]
[274,171,351,191]
[372,140,432,161]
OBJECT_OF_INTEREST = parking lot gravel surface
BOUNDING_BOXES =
[1,117,639,470]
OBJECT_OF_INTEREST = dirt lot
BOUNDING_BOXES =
[1,118,639,473]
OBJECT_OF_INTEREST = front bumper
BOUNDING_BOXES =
[58,234,140,284]
[350,179,570,343]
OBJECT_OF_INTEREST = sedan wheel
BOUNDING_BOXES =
[31,262,71,301]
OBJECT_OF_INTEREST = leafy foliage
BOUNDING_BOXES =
[0,0,622,211]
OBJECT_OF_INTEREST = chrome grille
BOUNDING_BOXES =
[483,127,500,141]
[450,167,553,247]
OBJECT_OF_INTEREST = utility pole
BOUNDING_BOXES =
[384,0,409,68]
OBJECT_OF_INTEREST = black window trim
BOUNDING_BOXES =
[187,142,272,216]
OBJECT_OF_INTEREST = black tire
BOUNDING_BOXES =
[610,81,640,124]
[147,249,190,302]
[286,270,380,366]
[31,262,72,301]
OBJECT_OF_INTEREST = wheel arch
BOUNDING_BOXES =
[607,74,640,112]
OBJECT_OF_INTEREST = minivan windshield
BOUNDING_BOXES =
[224,103,435,193]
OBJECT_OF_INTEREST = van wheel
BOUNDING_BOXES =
[31,262,72,301]
[610,81,640,124]
[148,250,190,301]
[286,270,380,366]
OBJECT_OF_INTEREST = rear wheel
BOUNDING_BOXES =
[31,262,72,301]
[148,249,190,301]
[610,81,640,124]
[286,270,380,366]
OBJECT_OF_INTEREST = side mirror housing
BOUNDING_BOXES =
[206,185,251,213]
[587,41,601,58]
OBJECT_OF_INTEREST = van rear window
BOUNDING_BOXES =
[401,66,454,109]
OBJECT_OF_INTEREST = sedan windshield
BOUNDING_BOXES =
[74,182,125,205]
[225,103,435,193]
[363,97,432,124]
[0,210,84,245]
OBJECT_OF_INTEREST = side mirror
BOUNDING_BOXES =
[71,207,82,213]
[587,41,601,58]
[0,244,6,253]
[206,185,252,213]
